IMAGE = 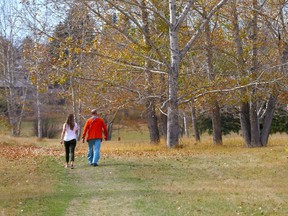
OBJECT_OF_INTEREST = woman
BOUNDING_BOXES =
[60,114,78,169]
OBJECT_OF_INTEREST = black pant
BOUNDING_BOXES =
[64,139,76,163]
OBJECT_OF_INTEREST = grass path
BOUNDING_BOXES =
[63,145,288,215]
[63,159,151,216]
[1,135,288,215]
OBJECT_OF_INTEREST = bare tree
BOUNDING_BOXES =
[230,0,287,147]
[202,6,222,145]
[190,102,200,142]
[78,0,229,147]
[0,0,28,136]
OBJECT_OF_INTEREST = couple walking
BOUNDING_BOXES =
[60,109,108,168]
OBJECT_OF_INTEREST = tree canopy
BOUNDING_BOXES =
[0,0,287,146]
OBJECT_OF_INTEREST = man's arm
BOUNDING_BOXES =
[102,120,108,141]
[82,120,89,142]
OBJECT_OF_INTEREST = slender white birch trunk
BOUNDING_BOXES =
[167,0,229,147]
[36,76,42,138]
[249,0,262,147]
[167,0,180,147]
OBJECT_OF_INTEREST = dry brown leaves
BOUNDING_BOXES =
[0,141,62,161]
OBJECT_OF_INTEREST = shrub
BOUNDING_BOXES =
[269,109,288,134]
[197,112,241,135]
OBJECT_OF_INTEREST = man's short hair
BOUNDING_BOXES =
[91,109,97,115]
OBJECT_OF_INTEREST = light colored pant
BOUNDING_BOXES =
[87,139,101,165]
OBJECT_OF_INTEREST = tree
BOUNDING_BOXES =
[10,0,286,147]
[79,0,229,147]
[190,102,200,142]
[48,2,96,139]
[258,0,288,145]
[141,0,160,143]
[202,3,223,145]
[22,36,54,138]
[229,0,287,147]
[0,0,29,136]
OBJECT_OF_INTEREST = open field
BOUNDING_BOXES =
[0,133,288,215]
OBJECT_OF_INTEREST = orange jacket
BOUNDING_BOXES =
[82,117,108,141]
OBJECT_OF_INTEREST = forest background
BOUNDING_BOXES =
[0,0,288,148]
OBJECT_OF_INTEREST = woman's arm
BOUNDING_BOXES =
[60,123,66,144]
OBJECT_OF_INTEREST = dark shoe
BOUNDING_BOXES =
[93,163,98,167]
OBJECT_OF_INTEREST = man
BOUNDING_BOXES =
[82,109,108,166]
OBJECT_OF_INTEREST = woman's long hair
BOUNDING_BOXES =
[66,114,75,130]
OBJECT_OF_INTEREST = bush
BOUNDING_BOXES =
[269,109,288,134]
[197,112,241,135]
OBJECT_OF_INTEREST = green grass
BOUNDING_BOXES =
[68,149,288,216]
[1,134,288,215]
[19,157,79,216]
[0,156,77,216]
[110,124,150,142]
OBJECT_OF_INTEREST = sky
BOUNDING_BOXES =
[0,0,66,44]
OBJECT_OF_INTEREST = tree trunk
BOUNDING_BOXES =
[167,67,179,147]
[211,101,222,145]
[249,99,262,147]
[71,78,80,139]
[261,42,288,145]
[182,112,189,138]
[281,44,288,72]
[261,95,277,146]
[104,110,118,141]
[141,0,160,143]
[107,122,113,140]
[190,103,200,142]
[146,101,160,143]
[159,110,167,139]
[159,74,167,139]
[240,102,251,147]
[159,112,167,138]
[77,98,82,141]
[3,40,22,136]
[232,0,251,146]
[6,87,19,136]
[36,83,42,138]
[232,0,264,147]
[204,14,222,145]
[167,0,181,147]
[249,0,262,147]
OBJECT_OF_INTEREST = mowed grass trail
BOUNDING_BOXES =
[1,134,288,215]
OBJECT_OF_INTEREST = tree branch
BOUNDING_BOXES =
[180,0,230,59]
[103,0,171,68]
[175,0,195,31]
